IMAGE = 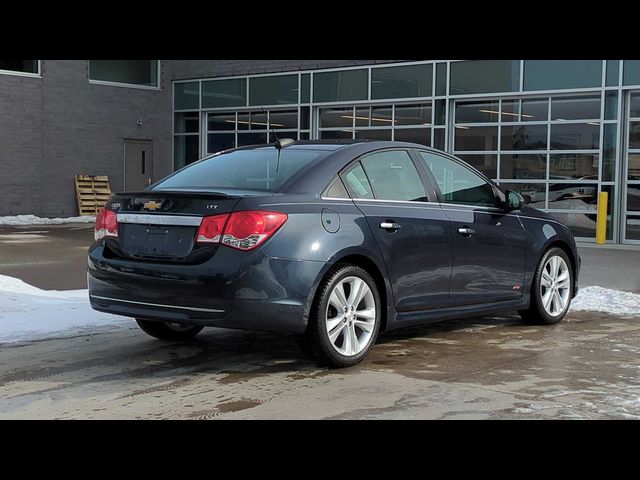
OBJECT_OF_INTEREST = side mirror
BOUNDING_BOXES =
[505,190,525,211]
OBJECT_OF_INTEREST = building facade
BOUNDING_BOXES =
[1,59,639,244]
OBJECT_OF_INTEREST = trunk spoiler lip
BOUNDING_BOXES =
[112,189,282,199]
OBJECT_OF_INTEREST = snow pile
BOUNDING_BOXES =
[0,215,95,226]
[0,274,132,344]
[571,286,640,316]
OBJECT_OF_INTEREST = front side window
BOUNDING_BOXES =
[359,150,429,202]
[418,151,499,208]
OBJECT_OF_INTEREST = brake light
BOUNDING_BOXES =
[195,210,287,251]
[94,208,119,241]
[196,213,229,243]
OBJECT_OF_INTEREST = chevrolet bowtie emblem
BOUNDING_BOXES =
[143,200,162,211]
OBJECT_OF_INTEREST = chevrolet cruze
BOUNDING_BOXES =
[88,140,580,367]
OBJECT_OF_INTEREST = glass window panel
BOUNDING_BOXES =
[606,60,620,86]
[524,60,602,90]
[550,153,599,180]
[174,135,200,170]
[603,124,617,181]
[319,130,353,140]
[0,60,38,74]
[436,63,447,96]
[207,133,235,154]
[393,128,431,146]
[628,154,640,180]
[456,100,499,123]
[371,64,432,100]
[249,74,298,105]
[418,152,498,207]
[300,106,310,129]
[628,185,640,212]
[354,107,371,127]
[550,212,596,239]
[454,126,498,151]
[313,69,368,102]
[299,132,310,140]
[604,91,618,120]
[301,73,310,103]
[174,82,199,110]
[450,60,520,95]
[629,122,640,149]
[361,150,428,201]
[174,112,199,134]
[522,98,549,122]
[319,107,353,128]
[623,61,640,86]
[202,78,247,108]
[548,183,598,209]
[501,100,520,122]
[394,104,431,126]
[550,123,600,150]
[343,164,373,199]
[551,95,601,120]
[602,185,615,241]
[237,132,268,147]
[499,182,545,208]
[501,125,548,150]
[355,129,392,141]
[208,113,236,131]
[237,111,265,130]
[455,154,497,178]
[626,215,640,240]
[434,129,445,150]
[630,93,640,118]
[370,106,394,126]
[500,154,547,179]
[89,60,158,86]
[434,99,446,125]
[324,178,349,198]
[268,110,298,130]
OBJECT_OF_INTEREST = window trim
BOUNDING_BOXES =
[88,60,161,90]
[0,60,41,78]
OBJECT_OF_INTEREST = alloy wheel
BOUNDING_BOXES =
[540,255,571,317]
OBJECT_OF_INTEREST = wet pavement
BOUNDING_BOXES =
[1,310,639,419]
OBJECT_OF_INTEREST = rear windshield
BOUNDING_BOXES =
[154,148,325,192]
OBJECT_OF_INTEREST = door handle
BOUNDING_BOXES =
[380,221,401,230]
[457,227,475,237]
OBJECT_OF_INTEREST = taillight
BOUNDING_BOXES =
[196,213,229,243]
[195,210,287,251]
[94,208,119,241]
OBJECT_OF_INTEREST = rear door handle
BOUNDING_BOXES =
[457,227,475,237]
[380,221,401,230]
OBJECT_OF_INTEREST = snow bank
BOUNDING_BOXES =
[571,286,640,316]
[0,274,132,344]
[0,215,95,226]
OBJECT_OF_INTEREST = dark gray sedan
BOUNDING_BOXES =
[88,140,580,367]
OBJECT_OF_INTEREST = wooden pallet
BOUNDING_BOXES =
[75,175,112,216]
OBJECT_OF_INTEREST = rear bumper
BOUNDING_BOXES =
[87,243,326,334]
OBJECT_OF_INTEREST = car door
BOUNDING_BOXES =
[341,149,453,312]
[414,149,527,305]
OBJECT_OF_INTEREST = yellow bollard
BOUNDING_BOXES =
[595,191,608,244]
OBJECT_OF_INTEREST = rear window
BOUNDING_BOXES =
[154,148,325,192]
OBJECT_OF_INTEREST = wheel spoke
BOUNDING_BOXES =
[329,283,348,311]
[347,278,366,308]
[557,277,571,289]
[326,315,344,333]
[328,322,345,344]
[553,290,564,314]
[342,323,352,354]
[348,324,359,355]
[355,307,375,320]
[354,318,374,332]
[542,290,553,311]
[541,271,553,287]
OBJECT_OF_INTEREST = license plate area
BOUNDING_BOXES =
[119,223,197,259]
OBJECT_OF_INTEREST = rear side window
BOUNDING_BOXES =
[154,148,324,192]
[323,177,350,198]
[360,150,429,202]
[417,151,499,207]
[343,164,374,199]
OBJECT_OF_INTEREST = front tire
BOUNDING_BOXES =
[519,247,574,325]
[136,319,204,340]
[301,265,381,368]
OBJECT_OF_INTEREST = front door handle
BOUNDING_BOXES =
[457,227,475,237]
[380,221,401,230]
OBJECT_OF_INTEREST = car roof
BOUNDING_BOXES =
[233,139,429,152]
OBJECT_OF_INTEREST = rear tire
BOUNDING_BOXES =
[519,247,574,325]
[303,265,381,368]
[136,319,204,340]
